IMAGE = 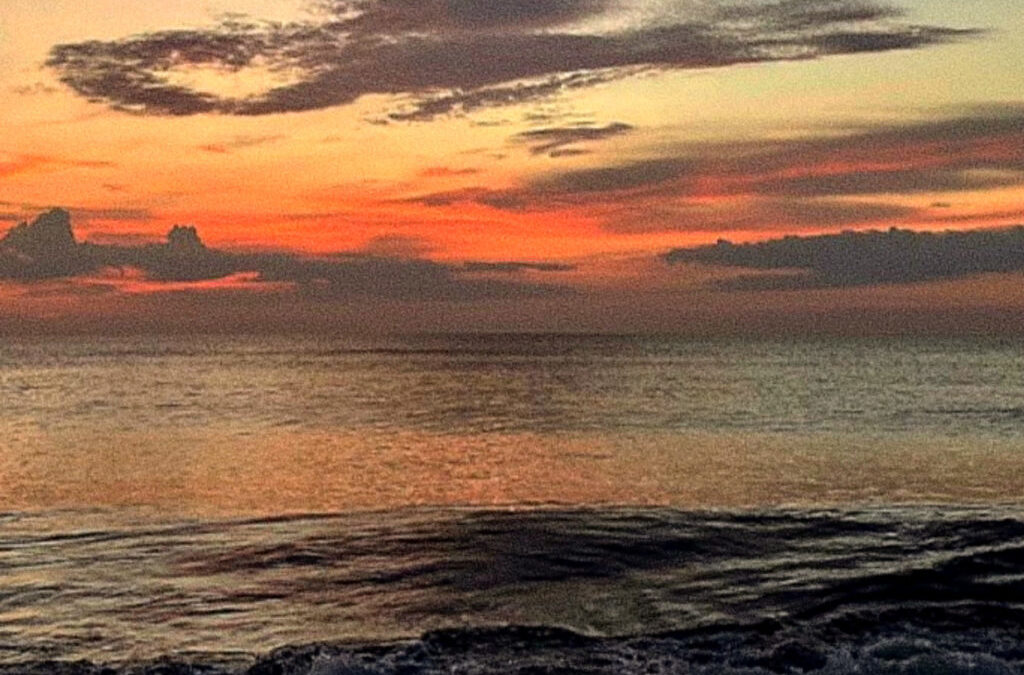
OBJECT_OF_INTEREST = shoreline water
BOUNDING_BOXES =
[3,503,1024,672]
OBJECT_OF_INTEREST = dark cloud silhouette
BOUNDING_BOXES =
[404,187,530,210]
[0,209,235,281]
[665,226,1024,289]
[752,168,1022,196]
[0,209,570,301]
[0,208,94,279]
[320,0,614,33]
[512,122,633,157]
[46,0,976,119]
[357,234,435,258]
[384,71,620,122]
[548,149,590,158]
[717,0,903,28]
[463,261,576,273]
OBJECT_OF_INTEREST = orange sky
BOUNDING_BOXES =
[1,0,1023,333]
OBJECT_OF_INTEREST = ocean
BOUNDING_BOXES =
[1,334,1023,673]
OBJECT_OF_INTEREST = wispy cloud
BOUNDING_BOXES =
[463,261,576,273]
[418,166,480,178]
[197,134,285,154]
[46,0,977,119]
[0,201,150,224]
[666,226,1024,289]
[0,154,114,178]
[511,122,633,157]
[407,107,1024,232]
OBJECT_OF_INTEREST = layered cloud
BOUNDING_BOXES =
[197,134,285,154]
[462,261,576,273]
[46,0,976,119]
[409,107,1024,232]
[0,209,571,301]
[511,122,633,157]
[666,226,1024,289]
[0,154,114,178]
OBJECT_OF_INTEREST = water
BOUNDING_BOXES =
[1,334,1023,672]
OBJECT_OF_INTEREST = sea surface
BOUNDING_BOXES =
[1,334,1023,673]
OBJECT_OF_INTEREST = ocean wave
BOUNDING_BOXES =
[3,506,1024,672]
[2,622,1023,674]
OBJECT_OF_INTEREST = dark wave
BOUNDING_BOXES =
[3,621,1023,674]
[3,506,1024,672]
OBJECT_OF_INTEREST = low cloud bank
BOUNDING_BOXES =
[0,208,571,301]
[666,226,1024,289]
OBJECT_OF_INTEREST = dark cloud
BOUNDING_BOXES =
[0,208,570,301]
[383,71,617,122]
[537,157,694,196]
[512,122,633,157]
[717,0,903,29]
[548,148,590,158]
[46,0,977,119]
[0,208,93,279]
[0,210,234,282]
[403,186,531,210]
[463,261,576,273]
[753,168,1022,196]
[322,0,614,33]
[357,234,435,258]
[665,226,1024,289]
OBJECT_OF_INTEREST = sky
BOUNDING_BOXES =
[1,0,1022,334]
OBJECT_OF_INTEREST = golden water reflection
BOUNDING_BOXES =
[2,428,1023,519]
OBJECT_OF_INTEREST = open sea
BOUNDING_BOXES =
[1,334,1024,673]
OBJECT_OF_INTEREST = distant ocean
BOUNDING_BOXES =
[1,334,1023,673]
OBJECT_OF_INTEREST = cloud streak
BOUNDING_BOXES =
[407,107,1024,232]
[511,122,633,157]
[0,154,114,178]
[197,134,285,154]
[665,225,1024,289]
[46,0,977,119]
[463,261,576,273]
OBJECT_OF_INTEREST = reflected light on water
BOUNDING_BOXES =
[2,427,1023,520]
